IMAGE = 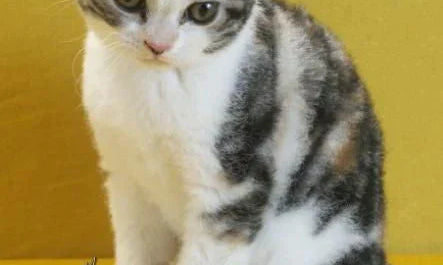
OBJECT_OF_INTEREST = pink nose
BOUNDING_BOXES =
[144,40,171,55]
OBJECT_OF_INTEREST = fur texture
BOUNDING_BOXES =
[78,0,386,264]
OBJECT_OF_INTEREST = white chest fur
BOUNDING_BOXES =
[82,32,241,234]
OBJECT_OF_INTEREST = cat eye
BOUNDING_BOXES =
[114,0,145,12]
[186,2,220,25]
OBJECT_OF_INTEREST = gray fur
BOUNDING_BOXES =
[78,0,122,26]
[211,1,386,264]
[204,0,256,53]
[208,0,278,242]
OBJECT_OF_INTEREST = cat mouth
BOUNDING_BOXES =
[139,56,171,66]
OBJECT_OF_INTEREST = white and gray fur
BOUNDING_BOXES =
[78,0,386,264]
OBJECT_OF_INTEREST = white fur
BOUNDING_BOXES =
[270,9,313,207]
[81,2,377,265]
[252,203,368,265]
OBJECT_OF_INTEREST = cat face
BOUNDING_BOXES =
[78,0,255,67]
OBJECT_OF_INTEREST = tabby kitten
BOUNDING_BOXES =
[78,0,386,264]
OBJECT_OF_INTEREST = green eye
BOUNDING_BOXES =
[186,2,220,25]
[114,0,145,12]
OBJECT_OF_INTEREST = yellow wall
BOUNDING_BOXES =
[0,0,442,258]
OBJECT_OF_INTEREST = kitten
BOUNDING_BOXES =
[77,0,386,264]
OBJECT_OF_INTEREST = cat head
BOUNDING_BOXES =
[78,0,256,67]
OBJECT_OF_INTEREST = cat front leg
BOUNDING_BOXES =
[105,174,178,265]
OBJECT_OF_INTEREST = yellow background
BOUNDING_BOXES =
[1,0,442,259]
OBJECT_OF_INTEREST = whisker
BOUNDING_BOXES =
[47,0,74,10]
[43,0,76,18]
[71,46,86,96]
[60,33,86,44]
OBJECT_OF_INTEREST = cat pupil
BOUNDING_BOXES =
[199,3,211,17]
